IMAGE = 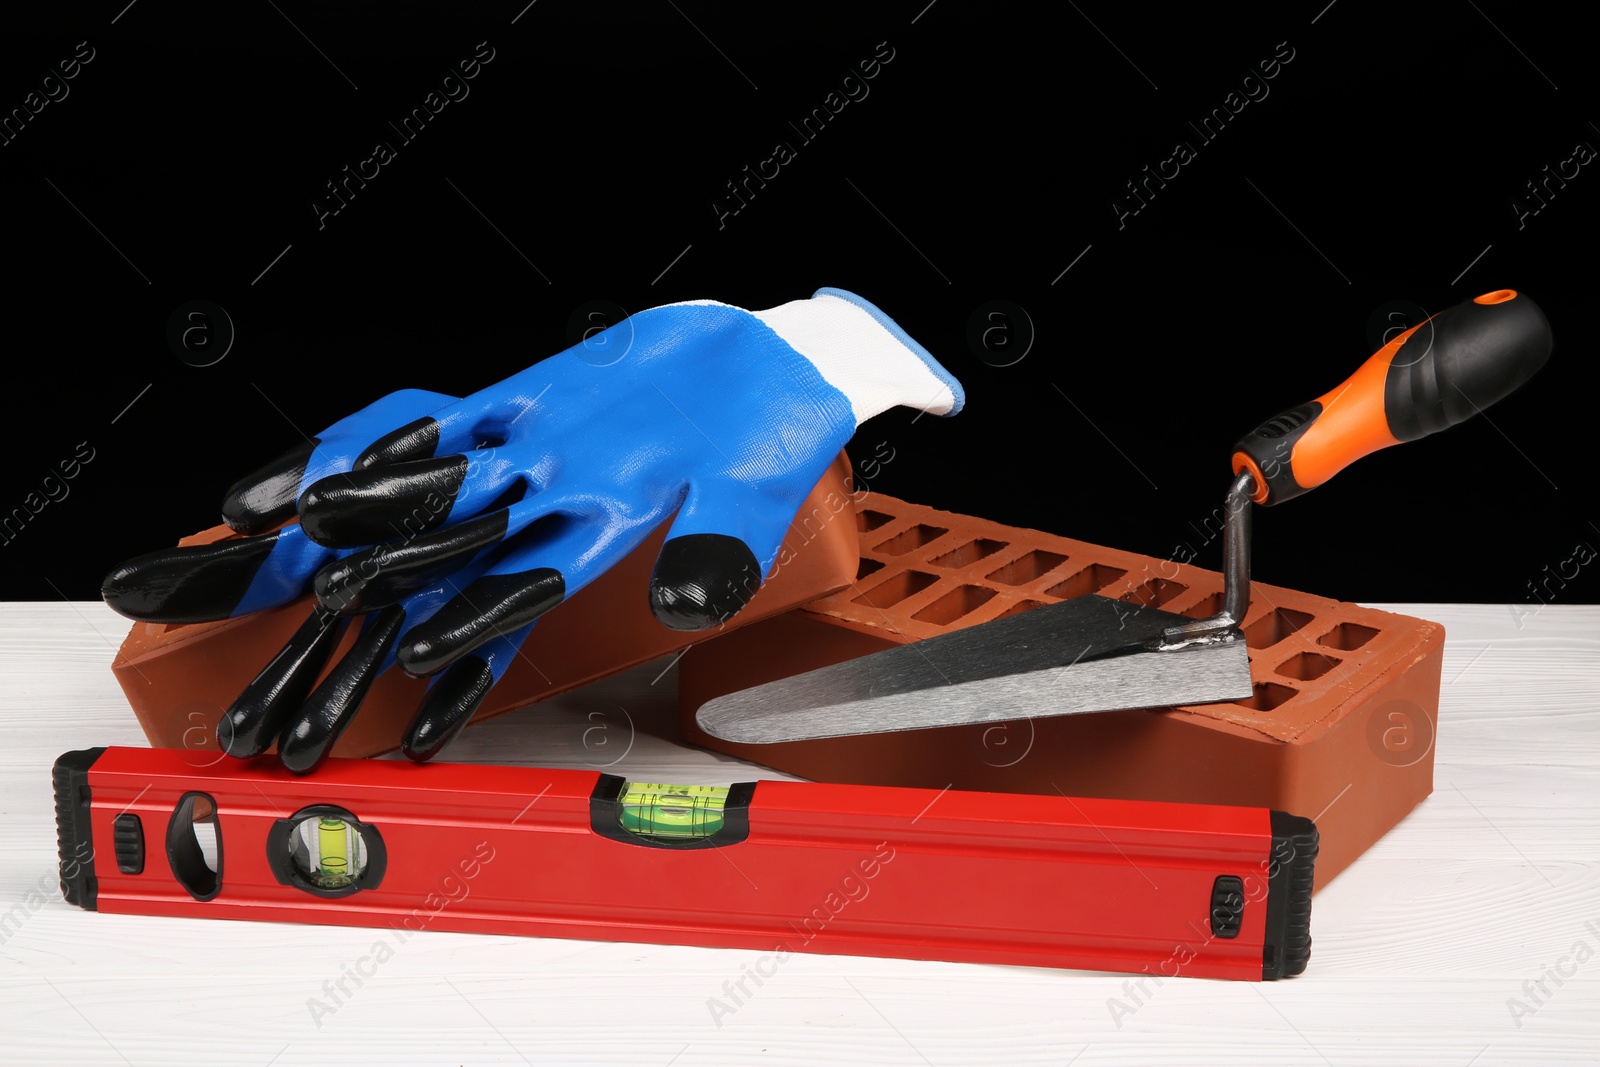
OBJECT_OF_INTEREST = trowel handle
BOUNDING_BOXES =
[1231,289,1552,506]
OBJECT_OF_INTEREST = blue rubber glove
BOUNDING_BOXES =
[303,288,962,683]
[104,288,963,770]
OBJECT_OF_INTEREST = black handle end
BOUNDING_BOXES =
[1386,290,1552,441]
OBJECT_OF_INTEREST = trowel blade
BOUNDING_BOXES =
[695,594,1254,744]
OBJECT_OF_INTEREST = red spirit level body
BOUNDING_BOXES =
[55,747,1316,980]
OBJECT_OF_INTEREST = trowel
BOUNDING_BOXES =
[697,289,1552,744]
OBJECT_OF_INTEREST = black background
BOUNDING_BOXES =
[2,1,1595,607]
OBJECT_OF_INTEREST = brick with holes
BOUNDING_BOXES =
[680,492,1442,889]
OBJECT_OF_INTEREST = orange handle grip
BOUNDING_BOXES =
[1231,289,1552,505]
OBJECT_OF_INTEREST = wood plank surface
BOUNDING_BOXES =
[1,603,1595,1066]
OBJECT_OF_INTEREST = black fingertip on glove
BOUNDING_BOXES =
[649,533,763,631]
[401,655,497,762]
[313,511,511,616]
[277,606,409,775]
[356,416,442,469]
[395,569,565,676]
[216,609,347,759]
[101,532,286,624]
[298,456,469,546]
[221,438,320,535]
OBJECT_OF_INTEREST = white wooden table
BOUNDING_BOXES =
[1,602,1595,1066]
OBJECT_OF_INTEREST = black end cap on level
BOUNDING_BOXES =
[1262,810,1319,979]
[53,748,106,911]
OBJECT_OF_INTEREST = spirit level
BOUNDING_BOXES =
[54,747,1316,980]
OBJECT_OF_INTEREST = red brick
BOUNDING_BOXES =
[681,492,1441,889]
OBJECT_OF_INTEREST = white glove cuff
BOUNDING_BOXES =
[751,288,964,426]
